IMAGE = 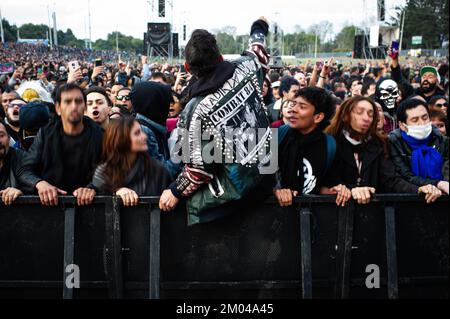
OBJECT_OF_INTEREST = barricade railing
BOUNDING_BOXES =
[0,195,448,299]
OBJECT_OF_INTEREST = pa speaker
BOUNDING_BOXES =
[147,23,171,45]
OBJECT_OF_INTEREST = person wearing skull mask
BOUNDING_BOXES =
[389,98,449,196]
[375,79,400,133]
[388,47,445,103]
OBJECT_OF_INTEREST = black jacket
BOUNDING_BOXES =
[0,147,26,191]
[388,127,449,186]
[266,100,281,123]
[391,65,446,103]
[17,116,104,193]
[90,153,172,196]
[331,133,419,193]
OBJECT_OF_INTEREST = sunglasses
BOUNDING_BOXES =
[435,102,448,108]
[116,95,131,101]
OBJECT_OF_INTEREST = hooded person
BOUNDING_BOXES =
[130,81,173,162]
[15,102,50,151]
[375,78,400,133]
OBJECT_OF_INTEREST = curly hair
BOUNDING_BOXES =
[184,29,221,78]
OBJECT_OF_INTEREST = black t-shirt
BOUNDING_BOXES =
[279,130,339,194]
[61,128,92,193]
[293,135,338,194]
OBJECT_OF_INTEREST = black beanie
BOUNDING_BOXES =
[130,81,172,126]
[19,102,50,131]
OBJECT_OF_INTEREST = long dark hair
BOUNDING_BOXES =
[326,96,388,156]
[101,116,149,191]
[263,76,274,106]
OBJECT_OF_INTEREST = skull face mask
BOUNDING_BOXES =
[376,79,399,113]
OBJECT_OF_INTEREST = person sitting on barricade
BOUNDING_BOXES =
[16,83,103,206]
[388,98,449,195]
[274,87,351,207]
[0,119,25,205]
[325,96,442,205]
[89,116,173,206]
[158,17,273,225]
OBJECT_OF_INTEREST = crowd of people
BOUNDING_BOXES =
[0,16,448,225]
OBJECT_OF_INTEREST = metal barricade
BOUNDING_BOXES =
[0,195,448,299]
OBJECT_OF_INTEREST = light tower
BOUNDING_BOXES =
[270,12,283,57]
[147,0,175,61]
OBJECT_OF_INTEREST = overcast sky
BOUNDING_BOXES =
[1,0,406,43]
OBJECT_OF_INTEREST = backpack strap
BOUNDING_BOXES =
[279,127,336,172]
[325,133,336,172]
[278,125,290,144]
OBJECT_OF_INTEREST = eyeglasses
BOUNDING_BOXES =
[8,103,25,108]
[435,102,448,108]
[116,95,131,101]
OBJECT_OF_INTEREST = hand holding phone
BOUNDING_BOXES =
[69,60,80,72]
[389,41,399,60]
[94,58,103,67]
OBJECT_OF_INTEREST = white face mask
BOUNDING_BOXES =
[406,122,432,140]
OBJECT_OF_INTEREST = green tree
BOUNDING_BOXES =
[235,34,250,52]
[283,32,318,56]
[216,32,238,54]
[57,29,84,48]
[334,25,357,51]
[18,23,48,39]
[392,0,449,49]
[1,18,18,42]
[92,32,143,53]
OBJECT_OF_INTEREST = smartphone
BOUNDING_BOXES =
[390,41,399,59]
[180,64,186,73]
[95,58,103,67]
[37,67,43,74]
[69,60,80,72]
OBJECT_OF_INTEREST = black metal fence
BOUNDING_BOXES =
[0,195,448,299]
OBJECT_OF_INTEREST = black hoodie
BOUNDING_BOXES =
[130,81,173,127]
